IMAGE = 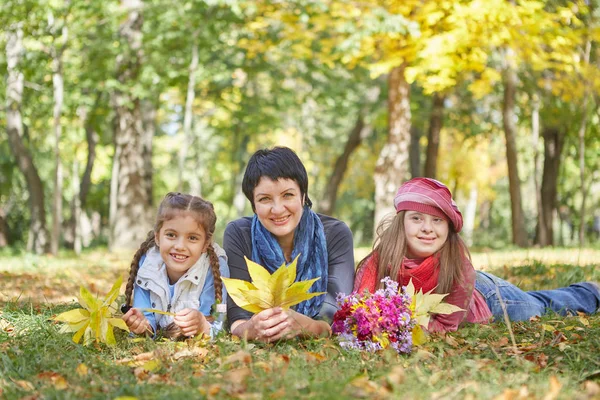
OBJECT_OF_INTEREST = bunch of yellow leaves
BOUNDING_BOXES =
[405,279,464,345]
[222,256,326,313]
[54,276,129,346]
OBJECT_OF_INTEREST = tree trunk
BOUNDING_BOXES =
[0,207,8,247]
[178,31,199,193]
[501,48,528,247]
[462,186,478,246]
[79,93,101,208]
[409,126,421,178]
[540,127,564,247]
[578,39,592,245]
[424,93,445,179]
[320,113,366,216]
[5,24,50,254]
[50,23,68,255]
[141,99,155,204]
[71,159,82,254]
[374,64,412,228]
[110,0,151,251]
[531,95,547,246]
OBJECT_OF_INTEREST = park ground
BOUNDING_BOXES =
[0,247,599,399]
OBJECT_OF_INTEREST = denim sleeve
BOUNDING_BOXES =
[132,284,157,334]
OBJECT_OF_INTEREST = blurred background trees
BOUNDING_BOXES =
[1,0,599,254]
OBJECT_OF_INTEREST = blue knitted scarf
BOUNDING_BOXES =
[251,206,328,317]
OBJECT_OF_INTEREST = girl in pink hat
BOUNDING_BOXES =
[354,177,600,333]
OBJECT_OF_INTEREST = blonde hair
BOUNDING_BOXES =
[358,211,471,293]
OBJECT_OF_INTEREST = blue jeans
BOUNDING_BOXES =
[475,271,600,322]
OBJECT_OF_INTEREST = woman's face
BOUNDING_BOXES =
[403,211,449,258]
[253,177,304,243]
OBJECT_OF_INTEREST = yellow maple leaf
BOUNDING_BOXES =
[54,276,129,346]
[222,256,326,313]
[405,279,464,345]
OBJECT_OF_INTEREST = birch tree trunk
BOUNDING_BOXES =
[578,39,592,245]
[110,0,151,250]
[374,64,411,229]
[501,48,528,247]
[50,18,68,255]
[178,31,199,193]
[6,24,50,254]
[424,93,445,179]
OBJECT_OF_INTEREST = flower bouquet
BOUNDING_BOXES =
[332,277,415,354]
[332,277,462,354]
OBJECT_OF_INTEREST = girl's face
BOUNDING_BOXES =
[155,212,208,284]
[403,211,449,258]
[253,177,304,244]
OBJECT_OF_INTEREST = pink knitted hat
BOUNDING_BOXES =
[393,177,463,233]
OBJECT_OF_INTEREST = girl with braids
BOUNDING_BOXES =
[354,178,600,333]
[121,192,229,339]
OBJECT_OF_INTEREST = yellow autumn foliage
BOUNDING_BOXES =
[222,256,326,314]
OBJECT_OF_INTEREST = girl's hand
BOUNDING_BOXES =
[173,308,210,337]
[122,308,152,335]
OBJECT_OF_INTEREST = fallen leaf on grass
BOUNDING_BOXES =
[544,375,561,400]
[222,350,252,366]
[224,367,252,385]
[494,385,529,400]
[76,363,88,376]
[344,373,390,399]
[37,372,68,390]
[383,365,405,389]
[173,347,209,361]
[304,351,326,364]
[583,381,600,396]
[11,378,34,391]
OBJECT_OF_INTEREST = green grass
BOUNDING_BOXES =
[1,249,600,399]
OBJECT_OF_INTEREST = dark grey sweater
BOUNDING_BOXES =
[223,214,355,325]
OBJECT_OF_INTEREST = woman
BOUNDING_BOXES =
[224,147,355,342]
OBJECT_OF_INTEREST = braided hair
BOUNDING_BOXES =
[122,192,222,311]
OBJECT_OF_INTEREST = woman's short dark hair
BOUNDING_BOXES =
[242,146,313,210]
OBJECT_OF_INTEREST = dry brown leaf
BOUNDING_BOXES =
[444,334,459,347]
[584,380,600,396]
[304,351,326,363]
[345,374,390,399]
[11,378,35,391]
[493,385,529,400]
[37,372,68,390]
[384,365,405,388]
[133,367,149,381]
[224,367,252,385]
[222,350,252,366]
[543,375,562,400]
[173,347,209,361]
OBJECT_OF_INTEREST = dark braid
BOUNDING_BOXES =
[124,231,156,307]
[206,243,223,303]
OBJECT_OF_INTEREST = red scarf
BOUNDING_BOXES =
[354,252,440,293]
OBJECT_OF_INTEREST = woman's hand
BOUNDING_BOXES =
[231,308,331,342]
[173,308,210,337]
[122,308,153,335]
